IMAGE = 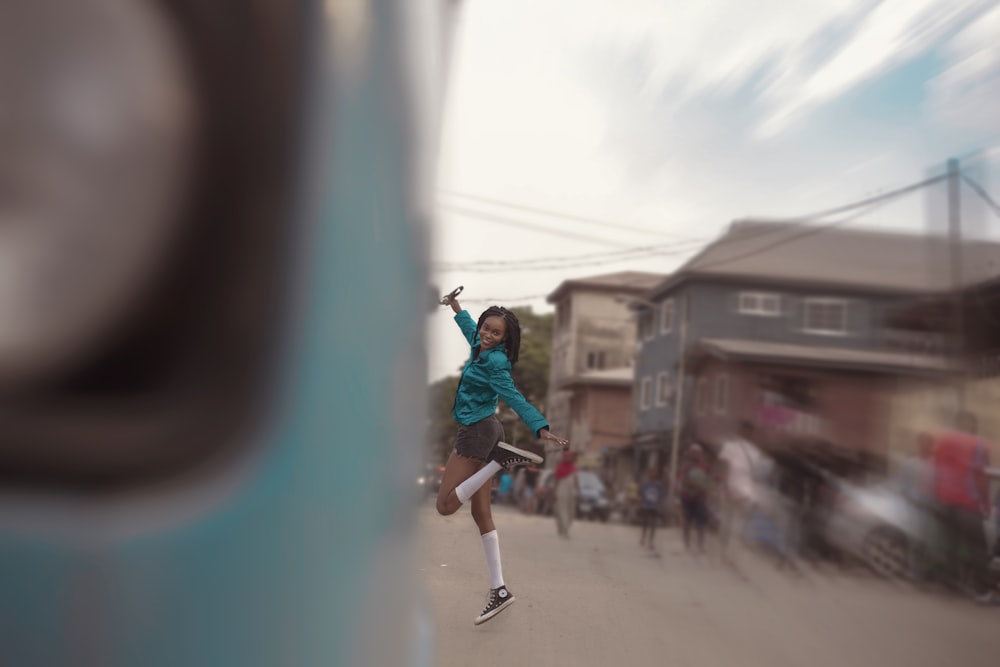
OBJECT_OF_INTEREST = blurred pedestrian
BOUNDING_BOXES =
[638,468,665,551]
[900,432,940,579]
[930,412,993,603]
[624,476,640,525]
[717,422,760,563]
[554,450,579,538]
[497,470,513,505]
[678,444,712,553]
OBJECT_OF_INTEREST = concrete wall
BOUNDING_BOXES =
[568,384,633,455]
[549,289,641,444]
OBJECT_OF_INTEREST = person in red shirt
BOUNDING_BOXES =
[931,412,993,602]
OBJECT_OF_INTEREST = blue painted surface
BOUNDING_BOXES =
[0,2,440,665]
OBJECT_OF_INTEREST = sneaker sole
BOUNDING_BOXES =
[474,595,516,625]
[496,442,543,465]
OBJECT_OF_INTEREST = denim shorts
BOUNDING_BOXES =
[454,415,504,461]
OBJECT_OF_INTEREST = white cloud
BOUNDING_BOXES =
[925,2,1000,133]
[757,0,990,137]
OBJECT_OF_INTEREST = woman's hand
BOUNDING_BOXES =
[441,286,464,312]
[540,429,569,448]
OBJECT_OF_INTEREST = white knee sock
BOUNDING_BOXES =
[481,530,505,589]
[455,461,502,504]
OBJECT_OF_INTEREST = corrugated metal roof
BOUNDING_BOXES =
[647,221,1000,300]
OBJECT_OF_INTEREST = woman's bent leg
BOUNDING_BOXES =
[436,451,484,516]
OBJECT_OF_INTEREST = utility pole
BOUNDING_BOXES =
[666,293,688,524]
[947,157,966,412]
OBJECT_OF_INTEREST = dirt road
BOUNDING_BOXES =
[417,503,999,667]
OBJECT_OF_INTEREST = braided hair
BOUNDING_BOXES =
[475,306,521,366]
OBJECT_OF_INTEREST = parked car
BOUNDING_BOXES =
[819,465,998,582]
[820,475,926,579]
[534,469,610,521]
[577,471,611,522]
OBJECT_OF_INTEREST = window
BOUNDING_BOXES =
[714,374,729,415]
[803,298,847,335]
[638,308,655,342]
[640,377,653,410]
[739,292,781,316]
[695,377,710,415]
[655,372,672,406]
[586,350,606,370]
[660,299,675,334]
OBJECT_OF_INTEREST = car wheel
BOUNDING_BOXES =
[862,528,910,580]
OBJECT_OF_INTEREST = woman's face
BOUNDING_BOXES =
[478,315,507,351]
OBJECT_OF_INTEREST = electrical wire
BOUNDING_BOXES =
[961,175,1000,219]
[433,220,860,272]
[439,190,690,239]
[458,293,552,305]
[778,173,947,221]
[679,177,937,272]
[433,240,706,273]
[437,174,947,275]
[439,204,639,248]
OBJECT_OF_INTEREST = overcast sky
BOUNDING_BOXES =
[427,0,1000,382]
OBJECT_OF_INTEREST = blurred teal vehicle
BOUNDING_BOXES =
[0,0,459,664]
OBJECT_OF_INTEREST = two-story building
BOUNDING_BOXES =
[546,271,664,481]
[632,220,1000,473]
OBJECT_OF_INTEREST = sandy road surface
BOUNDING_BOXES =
[417,503,999,667]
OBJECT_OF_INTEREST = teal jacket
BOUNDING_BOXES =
[451,310,549,437]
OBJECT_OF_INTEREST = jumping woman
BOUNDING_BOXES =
[436,291,568,625]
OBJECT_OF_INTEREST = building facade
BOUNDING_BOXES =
[546,271,664,476]
[631,221,996,472]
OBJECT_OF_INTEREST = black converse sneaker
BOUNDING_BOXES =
[489,442,543,470]
[474,585,516,625]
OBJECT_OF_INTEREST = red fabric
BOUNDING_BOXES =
[932,430,987,511]
[555,452,577,480]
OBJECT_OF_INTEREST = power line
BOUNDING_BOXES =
[435,239,704,268]
[961,175,1000,219]
[437,174,948,275]
[433,240,707,273]
[439,190,691,240]
[434,244,704,273]
[459,293,551,305]
[439,173,954,307]
[434,219,825,272]
[439,204,637,248]
[689,179,930,272]
[781,174,947,221]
